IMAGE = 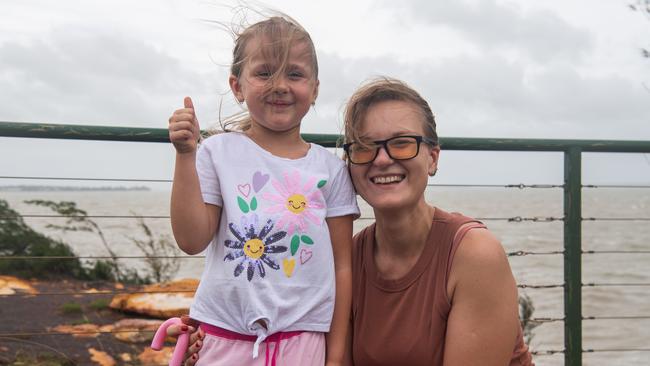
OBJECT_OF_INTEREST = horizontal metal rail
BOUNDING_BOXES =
[3,121,650,152]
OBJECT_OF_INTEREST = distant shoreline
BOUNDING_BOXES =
[0,185,151,192]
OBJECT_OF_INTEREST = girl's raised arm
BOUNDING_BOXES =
[169,97,221,254]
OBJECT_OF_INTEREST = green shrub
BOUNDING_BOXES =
[1,199,178,284]
[130,217,180,283]
[519,292,540,344]
[0,200,86,278]
[85,259,117,282]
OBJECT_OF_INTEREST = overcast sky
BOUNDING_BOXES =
[1,0,649,186]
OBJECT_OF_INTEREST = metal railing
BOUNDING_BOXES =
[2,121,650,365]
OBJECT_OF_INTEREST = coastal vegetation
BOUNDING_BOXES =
[0,198,178,284]
[0,199,89,279]
[519,293,540,344]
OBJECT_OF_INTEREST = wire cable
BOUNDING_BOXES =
[0,175,171,183]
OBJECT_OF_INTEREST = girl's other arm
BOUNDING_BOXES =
[169,97,221,254]
[324,215,354,366]
[342,319,354,366]
[443,228,520,365]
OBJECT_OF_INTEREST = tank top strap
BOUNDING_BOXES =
[430,208,485,312]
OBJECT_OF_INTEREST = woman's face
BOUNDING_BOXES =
[348,100,439,213]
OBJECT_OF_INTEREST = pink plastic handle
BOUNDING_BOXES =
[151,317,190,366]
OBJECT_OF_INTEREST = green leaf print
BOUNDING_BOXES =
[290,235,300,256]
[237,196,250,213]
[250,197,258,211]
[317,180,327,188]
[300,235,314,245]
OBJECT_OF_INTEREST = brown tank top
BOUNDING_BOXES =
[351,208,533,366]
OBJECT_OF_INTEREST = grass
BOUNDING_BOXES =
[70,317,90,326]
[8,350,75,366]
[88,298,111,310]
[58,302,82,315]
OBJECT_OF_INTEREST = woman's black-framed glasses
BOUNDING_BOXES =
[343,135,437,164]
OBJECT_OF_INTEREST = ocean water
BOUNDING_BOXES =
[2,187,649,365]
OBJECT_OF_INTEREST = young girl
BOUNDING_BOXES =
[167,15,358,365]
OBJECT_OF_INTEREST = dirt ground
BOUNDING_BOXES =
[0,279,165,365]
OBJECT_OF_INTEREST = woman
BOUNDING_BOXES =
[171,77,533,365]
[341,78,532,365]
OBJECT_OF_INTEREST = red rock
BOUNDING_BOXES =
[51,324,101,338]
[109,279,198,319]
[138,347,173,365]
[88,348,116,366]
[0,275,38,295]
[112,318,164,343]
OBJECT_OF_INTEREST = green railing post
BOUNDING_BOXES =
[564,147,582,365]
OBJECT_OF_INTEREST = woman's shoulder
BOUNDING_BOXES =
[452,226,510,282]
[435,208,477,223]
[433,208,485,238]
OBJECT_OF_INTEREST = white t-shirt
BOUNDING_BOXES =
[190,132,359,354]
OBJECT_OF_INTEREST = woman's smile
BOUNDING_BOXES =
[370,174,405,185]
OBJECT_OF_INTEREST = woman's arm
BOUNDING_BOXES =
[325,215,354,366]
[443,227,520,366]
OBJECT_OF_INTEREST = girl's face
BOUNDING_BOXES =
[229,38,319,136]
[348,100,439,213]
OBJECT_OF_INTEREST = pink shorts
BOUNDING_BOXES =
[196,323,325,366]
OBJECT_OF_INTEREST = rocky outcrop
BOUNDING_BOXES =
[52,318,168,344]
[88,348,116,366]
[109,278,198,319]
[50,323,112,338]
[0,275,38,295]
[138,347,173,365]
[111,318,164,343]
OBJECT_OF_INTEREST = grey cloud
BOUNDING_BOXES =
[311,50,650,140]
[417,58,650,139]
[0,26,215,127]
[300,51,415,134]
[380,0,592,63]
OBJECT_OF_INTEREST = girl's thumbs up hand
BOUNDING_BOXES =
[168,96,201,154]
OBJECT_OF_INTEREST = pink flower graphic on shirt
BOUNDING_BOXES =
[262,170,325,239]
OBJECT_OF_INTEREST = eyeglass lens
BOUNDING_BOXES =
[349,136,420,163]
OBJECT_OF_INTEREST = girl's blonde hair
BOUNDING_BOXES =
[343,77,438,146]
[219,15,319,133]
